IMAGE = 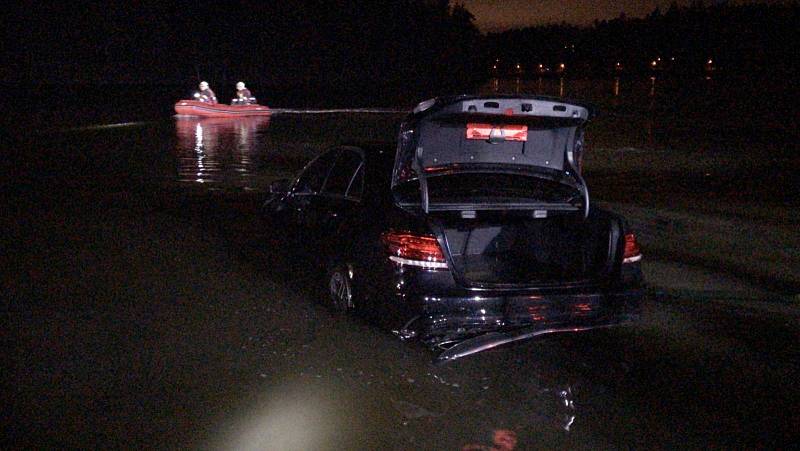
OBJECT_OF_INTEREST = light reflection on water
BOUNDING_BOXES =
[483,76,668,99]
[174,116,271,189]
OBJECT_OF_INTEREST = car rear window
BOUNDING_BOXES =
[346,164,364,199]
[294,150,338,195]
[323,149,363,197]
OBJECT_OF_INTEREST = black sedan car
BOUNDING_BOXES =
[264,95,643,361]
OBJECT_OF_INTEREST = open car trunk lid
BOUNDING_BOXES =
[392,95,592,217]
[392,96,611,288]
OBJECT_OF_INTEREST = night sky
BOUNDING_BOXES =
[1,0,793,85]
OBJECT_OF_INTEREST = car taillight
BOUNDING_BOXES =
[623,233,642,264]
[381,231,448,269]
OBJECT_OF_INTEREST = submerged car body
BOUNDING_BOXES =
[263,95,643,361]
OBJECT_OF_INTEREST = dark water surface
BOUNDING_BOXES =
[4,77,799,449]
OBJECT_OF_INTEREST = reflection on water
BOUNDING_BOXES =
[174,116,271,189]
[484,76,665,100]
[489,77,569,97]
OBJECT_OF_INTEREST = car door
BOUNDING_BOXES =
[299,147,365,264]
[280,149,340,247]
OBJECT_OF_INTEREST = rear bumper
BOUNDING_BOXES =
[405,287,642,346]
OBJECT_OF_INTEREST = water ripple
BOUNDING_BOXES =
[174,116,271,189]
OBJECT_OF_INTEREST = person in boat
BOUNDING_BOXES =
[233,81,255,105]
[196,81,217,104]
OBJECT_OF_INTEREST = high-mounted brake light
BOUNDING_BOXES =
[381,231,448,269]
[466,123,528,142]
[623,233,642,264]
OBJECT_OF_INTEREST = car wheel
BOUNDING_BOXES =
[328,264,354,312]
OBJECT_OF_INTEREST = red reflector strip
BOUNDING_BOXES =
[423,165,453,173]
[466,123,528,141]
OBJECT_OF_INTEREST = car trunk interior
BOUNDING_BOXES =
[434,210,618,287]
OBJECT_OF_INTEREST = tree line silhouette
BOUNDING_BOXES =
[2,0,797,89]
[487,1,799,77]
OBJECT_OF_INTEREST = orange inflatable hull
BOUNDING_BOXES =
[174,100,271,117]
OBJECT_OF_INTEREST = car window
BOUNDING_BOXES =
[346,164,364,200]
[322,149,363,198]
[293,150,339,195]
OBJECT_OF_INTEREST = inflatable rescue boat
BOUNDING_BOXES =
[174,100,271,117]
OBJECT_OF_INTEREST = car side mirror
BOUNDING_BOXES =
[269,178,292,194]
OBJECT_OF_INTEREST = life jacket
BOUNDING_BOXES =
[200,88,217,104]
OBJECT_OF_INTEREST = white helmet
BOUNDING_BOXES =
[236,81,245,90]
[199,81,209,90]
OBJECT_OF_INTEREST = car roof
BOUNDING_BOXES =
[330,142,395,194]
[337,141,395,166]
